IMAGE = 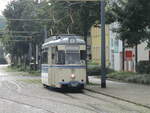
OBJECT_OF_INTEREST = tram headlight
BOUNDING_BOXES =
[71,74,75,79]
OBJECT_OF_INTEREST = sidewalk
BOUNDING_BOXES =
[86,76,150,108]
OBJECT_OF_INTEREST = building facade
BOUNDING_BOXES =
[90,25,110,66]
[90,23,150,72]
[110,23,150,72]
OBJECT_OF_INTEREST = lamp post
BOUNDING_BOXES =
[101,0,106,88]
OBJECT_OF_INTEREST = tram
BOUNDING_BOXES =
[41,34,86,89]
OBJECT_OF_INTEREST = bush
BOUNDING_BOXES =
[136,61,150,74]
[108,72,136,80]
[108,71,150,85]
[87,66,114,76]
[126,74,150,85]
[0,58,7,64]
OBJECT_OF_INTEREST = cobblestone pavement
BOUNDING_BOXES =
[0,65,150,113]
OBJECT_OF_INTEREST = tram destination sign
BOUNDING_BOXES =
[66,45,79,51]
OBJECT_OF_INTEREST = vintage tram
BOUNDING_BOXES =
[41,34,86,89]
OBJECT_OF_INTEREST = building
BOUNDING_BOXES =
[90,25,110,66]
[109,23,123,71]
[90,22,150,72]
[109,23,150,72]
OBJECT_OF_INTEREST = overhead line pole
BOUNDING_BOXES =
[101,0,106,88]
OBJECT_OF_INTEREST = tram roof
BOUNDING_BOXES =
[42,35,85,47]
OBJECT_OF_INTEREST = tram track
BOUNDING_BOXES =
[1,80,99,113]
[85,89,150,110]
[0,96,54,113]
[1,73,149,113]
[58,90,148,113]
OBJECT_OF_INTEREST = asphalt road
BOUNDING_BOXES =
[0,65,150,113]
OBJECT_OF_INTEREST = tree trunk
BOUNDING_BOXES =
[135,44,138,72]
[122,40,125,71]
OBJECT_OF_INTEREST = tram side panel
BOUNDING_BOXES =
[41,64,49,85]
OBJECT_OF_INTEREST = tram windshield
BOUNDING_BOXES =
[54,50,85,65]
[65,51,80,64]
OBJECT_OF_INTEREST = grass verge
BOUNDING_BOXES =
[108,72,150,85]
[18,79,41,84]
[6,65,40,76]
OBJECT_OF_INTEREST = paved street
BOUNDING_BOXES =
[0,65,150,113]
[88,76,150,108]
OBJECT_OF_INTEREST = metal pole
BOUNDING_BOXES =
[44,25,48,40]
[122,40,125,71]
[101,0,106,88]
[29,42,32,70]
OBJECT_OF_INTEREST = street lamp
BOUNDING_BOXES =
[101,0,106,88]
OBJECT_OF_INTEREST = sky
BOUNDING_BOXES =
[0,0,11,16]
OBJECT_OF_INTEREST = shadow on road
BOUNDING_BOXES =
[44,86,84,94]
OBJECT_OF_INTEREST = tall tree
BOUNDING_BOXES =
[112,0,150,71]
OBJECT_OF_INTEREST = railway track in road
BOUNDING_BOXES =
[0,71,149,113]
[61,90,150,113]
[1,80,99,113]
[0,96,54,113]
[85,88,150,110]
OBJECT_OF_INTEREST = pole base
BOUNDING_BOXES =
[101,82,106,88]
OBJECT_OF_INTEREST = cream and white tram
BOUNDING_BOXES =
[41,35,86,89]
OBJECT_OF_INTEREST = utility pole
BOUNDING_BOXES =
[122,40,125,71]
[101,0,106,88]
[29,42,32,66]
[44,25,48,40]
[83,3,89,84]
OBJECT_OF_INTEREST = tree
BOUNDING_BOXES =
[112,0,150,71]
[3,0,43,67]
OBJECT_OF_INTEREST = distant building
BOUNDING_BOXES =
[110,23,150,72]
[109,23,123,71]
[90,22,150,72]
[90,25,110,66]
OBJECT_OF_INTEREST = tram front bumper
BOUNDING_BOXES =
[59,81,85,89]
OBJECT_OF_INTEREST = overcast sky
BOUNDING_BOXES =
[0,0,11,16]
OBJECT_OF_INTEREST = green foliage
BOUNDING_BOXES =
[136,61,150,74]
[126,74,150,85]
[112,0,150,47]
[88,60,99,66]
[2,0,114,71]
[108,72,136,80]
[7,65,40,76]
[87,66,114,76]
[108,71,150,85]
[0,58,7,64]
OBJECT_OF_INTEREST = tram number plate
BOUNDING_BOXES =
[70,82,78,87]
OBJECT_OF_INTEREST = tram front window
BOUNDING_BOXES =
[66,52,80,64]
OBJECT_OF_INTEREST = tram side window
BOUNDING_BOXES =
[42,52,48,64]
[51,49,65,65]
[57,51,65,64]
